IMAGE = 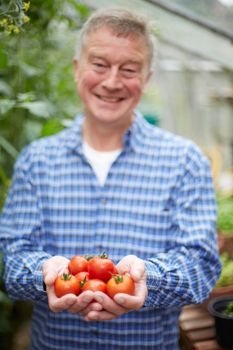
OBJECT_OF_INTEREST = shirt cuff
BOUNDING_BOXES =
[34,255,52,293]
[144,260,162,307]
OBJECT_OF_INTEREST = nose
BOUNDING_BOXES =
[102,67,123,90]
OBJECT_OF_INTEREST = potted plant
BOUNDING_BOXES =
[208,295,233,349]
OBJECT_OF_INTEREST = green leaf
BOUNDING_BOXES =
[20,62,42,77]
[0,46,8,69]
[0,99,15,116]
[18,101,55,118]
[17,92,36,102]
[0,136,18,159]
[0,81,12,96]
[67,0,91,17]
[75,3,91,17]
[24,120,42,142]
[40,118,65,137]
[0,166,10,187]
[217,197,233,232]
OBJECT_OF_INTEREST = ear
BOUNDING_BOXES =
[73,57,79,82]
[143,69,153,92]
[145,69,153,84]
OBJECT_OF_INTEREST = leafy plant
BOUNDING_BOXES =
[0,2,91,343]
[217,196,233,234]
[215,253,233,287]
[0,0,30,34]
[0,0,90,209]
[223,301,233,317]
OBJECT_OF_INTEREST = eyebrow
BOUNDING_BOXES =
[89,53,142,66]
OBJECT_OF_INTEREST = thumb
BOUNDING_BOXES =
[117,255,145,282]
[42,256,69,286]
[130,264,145,282]
[43,269,58,286]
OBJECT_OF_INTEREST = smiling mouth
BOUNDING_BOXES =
[95,94,124,103]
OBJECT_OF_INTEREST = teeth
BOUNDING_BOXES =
[99,96,121,102]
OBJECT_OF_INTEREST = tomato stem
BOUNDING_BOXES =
[113,274,123,284]
[85,254,93,261]
[62,273,72,281]
[79,276,87,288]
[99,252,108,259]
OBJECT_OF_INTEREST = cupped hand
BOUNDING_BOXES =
[83,255,147,321]
[42,256,100,314]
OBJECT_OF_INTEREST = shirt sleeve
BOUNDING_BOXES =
[144,144,222,309]
[0,146,51,301]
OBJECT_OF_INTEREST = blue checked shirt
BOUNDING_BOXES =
[0,112,221,350]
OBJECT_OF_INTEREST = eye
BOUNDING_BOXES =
[92,62,107,72]
[121,67,138,78]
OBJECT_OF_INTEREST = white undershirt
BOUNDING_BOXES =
[83,142,121,186]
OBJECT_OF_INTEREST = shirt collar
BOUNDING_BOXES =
[65,110,146,155]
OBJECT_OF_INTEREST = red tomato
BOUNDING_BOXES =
[81,279,107,293]
[106,274,135,298]
[75,271,90,283]
[75,271,90,289]
[54,273,80,297]
[88,253,116,282]
[68,255,89,275]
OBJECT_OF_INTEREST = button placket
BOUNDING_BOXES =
[93,189,109,251]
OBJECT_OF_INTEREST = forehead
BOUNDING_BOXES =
[82,27,149,64]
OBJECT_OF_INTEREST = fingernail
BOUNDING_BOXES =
[83,297,91,303]
[92,315,98,321]
[67,299,75,306]
[96,296,103,303]
[116,297,125,304]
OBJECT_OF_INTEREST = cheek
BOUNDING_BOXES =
[127,80,145,99]
[126,79,144,95]
[77,72,101,93]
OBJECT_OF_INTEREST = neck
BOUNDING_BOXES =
[83,116,133,151]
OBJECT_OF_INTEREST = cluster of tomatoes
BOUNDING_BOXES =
[54,253,135,299]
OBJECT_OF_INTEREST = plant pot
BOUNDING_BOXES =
[208,295,233,349]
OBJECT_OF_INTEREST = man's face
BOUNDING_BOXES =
[74,27,152,128]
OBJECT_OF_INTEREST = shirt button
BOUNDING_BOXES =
[95,244,104,250]
[101,198,107,205]
[92,328,99,336]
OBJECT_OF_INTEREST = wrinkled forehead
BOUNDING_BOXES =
[79,25,152,66]
[83,25,146,47]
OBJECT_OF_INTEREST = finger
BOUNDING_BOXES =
[42,257,69,286]
[113,276,148,310]
[50,295,77,313]
[117,256,145,282]
[43,269,58,286]
[94,292,126,315]
[130,264,146,281]
[67,291,95,314]
[85,310,116,321]
[78,302,103,317]
[117,265,144,282]
[47,285,77,312]
[113,293,144,310]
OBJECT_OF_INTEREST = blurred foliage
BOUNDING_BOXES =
[0,0,91,210]
[0,253,13,334]
[217,196,233,233]
[0,1,90,341]
[215,252,233,287]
